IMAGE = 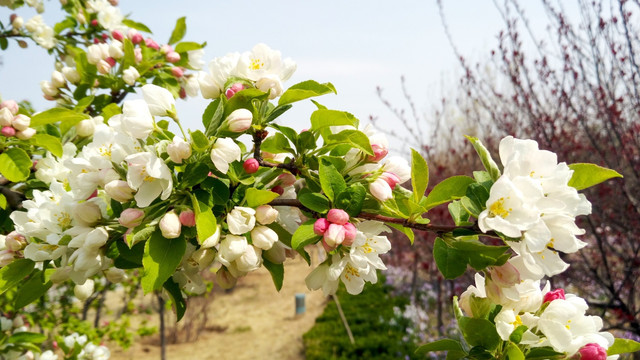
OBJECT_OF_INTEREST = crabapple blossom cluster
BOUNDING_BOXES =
[0,100,35,140]
[478,136,591,279]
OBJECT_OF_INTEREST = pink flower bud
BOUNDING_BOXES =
[367,144,388,162]
[369,178,393,201]
[321,238,334,252]
[543,288,566,303]
[342,223,357,246]
[381,172,400,189]
[243,158,259,174]
[226,108,253,132]
[0,108,13,127]
[118,208,144,228]
[179,87,186,99]
[166,51,181,63]
[1,126,15,137]
[6,231,27,251]
[271,185,284,195]
[108,0,118,5]
[159,211,181,238]
[129,30,143,44]
[170,66,184,78]
[105,57,116,67]
[225,82,245,99]
[145,38,159,50]
[90,19,98,27]
[101,33,109,41]
[278,173,296,187]
[327,209,349,225]
[179,210,196,227]
[323,223,345,247]
[577,343,607,360]
[160,44,173,53]
[489,262,520,288]
[10,14,17,23]
[0,100,19,115]
[93,38,100,44]
[313,218,329,236]
[134,48,142,63]
[111,30,124,41]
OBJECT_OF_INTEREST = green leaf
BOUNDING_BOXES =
[450,240,510,270]
[415,339,465,356]
[278,80,336,106]
[509,325,528,344]
[310,109,358,130]
[122,19,152,33]
[102,103,122,121]
[0,193,6,209]
[525,347,565,359]
[466,135,501,181]
[411,149,429,203]
[7,332,47,345]
[299,192,330,213]
[433,238,467,279]
[200,177,230,205]
[141,231,186,293]
[30,107,90,129]
[190,130,209,151]
[175,41,204,53]
[222,88,268,119]
[265,104,293,123]
[607,338,640,356]
[0,147,32,182]
[32,133,63,157]
[0,259,35,295]
[168,17,186,45]
[448,200,472,226]
[0,37,8,50]
[262,258,284,291]
[461,196,483,218]
[422,176,475,210]
[163,277,186,321]
[121,38,135,71]
[74,95,95,113]
[202,99,224,137]
[190,193,218,245]
[326,130,373,155]
[319,158,346,202]
[469,294,493,319]
[261,132,294,154]
[459,316,501,351]
[14,270,52,309]
[568,163,623,190]
[181,163,209,189]
[388,223,415,244]
[245,188,280,208]
[291,221,319,250]
[333,183,366,217]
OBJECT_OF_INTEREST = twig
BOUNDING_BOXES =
[252,130,300,175]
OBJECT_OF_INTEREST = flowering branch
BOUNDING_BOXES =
[268,198,485,235]
[252,130,300,175]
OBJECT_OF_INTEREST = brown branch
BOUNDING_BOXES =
[268,198,488,235]
[252,130,300,175]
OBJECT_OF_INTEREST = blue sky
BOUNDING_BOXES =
[0,1,575,134]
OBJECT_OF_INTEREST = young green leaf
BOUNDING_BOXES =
[30,107,90,128]
[14,270,52,309]
[433,238,467,279]
[122,19,152,33]
[291,221,319,250]
[141,231,186,293]
[263,258,284,291]
[505,343,525,360]
[278,80,337,106]
[0,147,32,182]
[334,183,366,217]
[466,135,501,181]
[245,188,280,208]
[458,316,501,351]
[388,223,415,244]
[422,175,475,211]
[202,99,225,137]
[163,277,187,321]
[310,109,358,130]
[319,158,347,202]
[607,338,640,356]
[327,130,373,155]
[190,193,218,244]
[299,192,331,213]
[190,130,210,151]
[168,17,186,44]
[0,259,35,295]
[415,339,465,356]
[568,163,623,190]
[411,149,429,203]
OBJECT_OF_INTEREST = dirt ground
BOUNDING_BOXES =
[109,254,327,360]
